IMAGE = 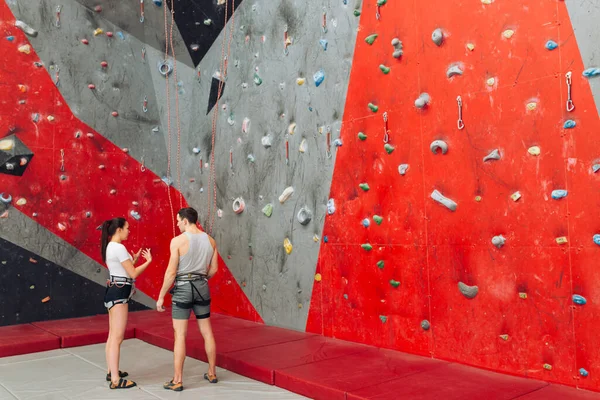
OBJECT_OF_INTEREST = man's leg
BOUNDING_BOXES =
[172,317,189,384]
[197,318,217,377]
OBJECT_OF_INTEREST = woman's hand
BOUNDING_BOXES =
[142,248,152,262]
[131,248,142,264]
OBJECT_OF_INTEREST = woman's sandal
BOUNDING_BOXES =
[204,373,218,383]
[105,370,128,381]
[163,379,184,391]
[109,378,137,389]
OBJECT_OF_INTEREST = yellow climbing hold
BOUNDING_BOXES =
[528,146,541,156]
[47,115,55,122]
[283,238,293,254]
[18,44,31,54]
[526,102,537,111]
[519,292,527,299]
[296,77,306,85]
[475,196,482,202]
[466,43,475,51]
[16,198,27,206]
[313,234,320,242]
[481,0,492,4]
[510,191,521,201]
[556,236,568,245]
[299,138,307,153]
[502,29,515,39]
[315,273,322,282]
[288,122,296,135]
[543,363,553,371]
[93,28,104,36]
[0,138,15,151]
[486,77,496,86]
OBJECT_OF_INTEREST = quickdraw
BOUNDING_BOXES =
[457,96,464,130]
[140,0,145,23]
[383,112,390,143]
[566,71,574,112]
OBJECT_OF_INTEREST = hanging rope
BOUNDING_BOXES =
[206,0,236,235]
[163,2,176,237]
[168,0,183,210]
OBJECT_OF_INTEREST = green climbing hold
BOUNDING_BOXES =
[365,34,378,45]
[379,315,387,323]
[368,103,379,112]
[358,132,367,141]
[379,65,391,74]
[377,0,387,5]
[253,73,262,86]
[384,144,395,154]
[390,279,400,288]
[353,9,361,16]
[262,203,273,217]
[377,260,384,269]
[361,243,373,251]
[359,183,370,191]
[373,215,383,225]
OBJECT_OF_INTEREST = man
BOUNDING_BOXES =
[157,207,219,392]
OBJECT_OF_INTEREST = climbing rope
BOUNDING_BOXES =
[163,1,176,237]
[206,0,236,235]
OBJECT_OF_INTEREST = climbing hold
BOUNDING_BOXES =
[361,243,373,251]
[254,72,263,86]
[93,28,104,36]
[333,139,343,147]
[421,320,430,330]
[16,198,26,206]
[327,199,336,215]
[593,234,600,245]
[111,111,118,117]
[391,38,403,58]
[556,236,568,244]
[279,186,294,203]
[288,123,297,135]
[204,19,212,25]
[359,183,370,191]
[296,77,306,85]
[526,102,537,111]
[262,203,273,217]
[510,191,522,201]
[362,218,370,227]
[475,196,482,202]
[313,234,320,242]
[377,0,387,5]
[432,28,444,46]
[499,334,509,341]
[377,260,384,269]
[483,149,501,162]
[545,40,558,50]
[15,20,38,37]
[430,140,448,155]
[81,38,89,45]
[319,39,328,51]
[315,273,322,282]
[88,84,96,90]
[373,215,383,225]
[358,132,367,141]
[563,120,576,129]
[6,36,14,41]
[354,9,361,16]
[106,32,114,38]
[543,364,552,371]
[519,292,527,299]
[502,29,515,39]
[466,43,475,51]
[365,34,378,45]
[261,135,272,148]
[492,235,506,248]
[41,296,51,303]
[379,64,391,74]
[57,223,67,231]
[0,193,12,205]
[242,117,250,133]
[573,294,587,305]
[283,238,293,254]
[313,69,325,87]
[415,93,431,108]
[580,368,589,377]
[486,77,496,87]
[592,164,600,173]
[528,146,541,156]
[551,190,567,199]
[481,0,492,4]
[324,236,328,243]
[368,103,379,112]
[158,59,173,77]
[130,210,141,221]
[17,44,31,54]
[192,147,201,154]
[446,65,463,78]
[458,282,478,299]
[384,144,395,154]
[431,190,457,211]
[233,197,245,214]
[379,315,387,324]
[398,164,409,175]
[390,279,400,288]
[583,68,600,78]
[297,207,313,225]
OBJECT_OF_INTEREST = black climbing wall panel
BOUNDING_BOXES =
[207,76,226,114]
[0,238,148,327]
[167,0,244,67]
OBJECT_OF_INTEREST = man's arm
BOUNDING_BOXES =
[158,238,180,300]
[207,236,218,278]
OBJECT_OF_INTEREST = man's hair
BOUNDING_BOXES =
[178,207,198,224]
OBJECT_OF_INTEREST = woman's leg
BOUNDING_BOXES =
[107,303,129,385]
[106,305,112,374]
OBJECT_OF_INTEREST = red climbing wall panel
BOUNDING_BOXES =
[308,0,600,391]
[0,3,262,323]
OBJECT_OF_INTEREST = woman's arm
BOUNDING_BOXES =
[121,249,152,279]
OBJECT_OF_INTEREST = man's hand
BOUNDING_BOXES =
[156,297,165,312]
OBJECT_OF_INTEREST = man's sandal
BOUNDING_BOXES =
[105,370,128,381]
[204,373,218,383]
[109,378,137,389]
[163,380,183,391]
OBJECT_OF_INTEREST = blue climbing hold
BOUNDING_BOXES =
[583,68,600,78]
[323,236,328,243]
[362,218,370,227]
[592,164,600,173]
[573,294,587,305]
[551,190,567,199]
[343,294,348,299]
[545,40,558,50]
[580,368,589,377]
[593,234,600,245]
[308,107,313,112]
[6,36,14,41]
[343,0,348,4]
[319,39,328,51]
[314,69,325,87]
[117,31,125,40]
[153,0,163,6]
[563,120,576,129]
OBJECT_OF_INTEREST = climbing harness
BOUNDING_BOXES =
[565,71,574,112]
[172,274,210,310]
[104,276,135,309]
[383,112,390,143]
[457,96,464,130]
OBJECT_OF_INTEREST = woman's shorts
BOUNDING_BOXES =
[104,283,134,310]
[171,279,211,320]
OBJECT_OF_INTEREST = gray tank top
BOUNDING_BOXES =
[177,232,213,278]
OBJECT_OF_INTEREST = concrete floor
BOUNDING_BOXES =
[0,339,308,400]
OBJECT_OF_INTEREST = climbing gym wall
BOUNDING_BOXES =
[307,0,600,393]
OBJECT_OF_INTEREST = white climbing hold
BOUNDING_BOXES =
[398,164,409,175]
[432,28,444,46]
[391,38,403,58]
[15,20,38,37]
[16,198,27,206]
[430,140,448,155]
[130,210,141,220]
[261,135,272,148]
[483,149,501,162]
[446,65,463,78]
[466,43,475,51]
[528,146,541,156]
[458,282,478,299]
[486,77,496,86]
[327,199,336,215]
[279,187,294,203]
[510,191,522,201]
[492,235,506,248]
[233,197,245,214]
[415,93,431,108]
[502,29,515,39]
[431,189,457,211]
[288,123,297,135]
[297,207,312,225]
[299,138,307,153]
[193,147,201,154]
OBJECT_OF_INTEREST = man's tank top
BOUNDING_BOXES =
[177,232,213,278]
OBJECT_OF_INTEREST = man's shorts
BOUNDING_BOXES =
[171,279,211,320]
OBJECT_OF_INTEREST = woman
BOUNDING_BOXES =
[101,217,152,389]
